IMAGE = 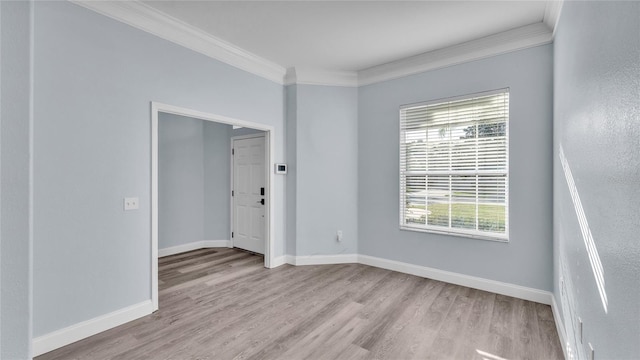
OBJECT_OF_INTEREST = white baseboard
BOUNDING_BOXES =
[357,255,553,305]
[32,300,153,357]
[158,240,231,257]
[270,255,287,268]
[34,251,559,357]
[551,295,568,360]
[287,254,358,266]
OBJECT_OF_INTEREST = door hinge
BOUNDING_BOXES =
[232,232,234,238]
[232,148,234,155]
[232,190,234,196]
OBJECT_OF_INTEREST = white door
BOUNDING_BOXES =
[232,135,266,254]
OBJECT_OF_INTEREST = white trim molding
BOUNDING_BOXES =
[357,255,553,305]
[551,295,569,360]
[151,101,277,310]
[270,255,288,268]
[358,22,553,86]
[282,253,552,305]
[31,253,563,357]
[70,0,286,84]
[70,1,560,88]
[32,300,153,357]
[544,0,565,37]
[287,254,358,266]
[285,67,358,87]
[158,240,231,258]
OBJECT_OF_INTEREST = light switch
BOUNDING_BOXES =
[124,197,139,211]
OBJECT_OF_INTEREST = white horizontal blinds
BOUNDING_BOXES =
[400,90,509,239]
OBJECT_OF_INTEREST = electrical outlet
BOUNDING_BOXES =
[336,230,343,242]
[124,197,139,211]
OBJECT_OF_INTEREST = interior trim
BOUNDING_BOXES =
[281,253,553,305]
[285,67,359,87]
[551,295,569,360]
[70,0,286,84]
[544,0,565,37]
[70,0,561,88]
[32,300,153,357]
[358,22,553,86]
[158,240,231,258]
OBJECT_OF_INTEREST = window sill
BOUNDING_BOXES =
[400,225,509,243]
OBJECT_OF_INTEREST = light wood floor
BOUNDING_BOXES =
[37,248,564,360]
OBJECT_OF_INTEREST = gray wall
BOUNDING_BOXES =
[161,114,266,249]
[1,1,32,358]
[358,45,553,291]
[553,2,640,358]
[159,114,232,249]
[285,85,297,256]
[33,1,283,338]
[287,85,359,256]
[204,121,233,240]
[159,114,205,248]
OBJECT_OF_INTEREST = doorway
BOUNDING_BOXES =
[151,102,275,311]
[231,134,266,254]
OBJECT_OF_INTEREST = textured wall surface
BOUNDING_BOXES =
[358,45,553,290]
[288,85,359,256]
[553,2,640,358]
[33,1,283,337]
[1,1,33,358]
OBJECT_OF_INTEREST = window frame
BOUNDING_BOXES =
[399,88,510,242]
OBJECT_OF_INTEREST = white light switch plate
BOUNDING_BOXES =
[124,197,139,211]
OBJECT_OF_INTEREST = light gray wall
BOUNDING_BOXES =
[553,2,640,358]
[285,85,297,256]
[33,1,283,338]
[204,121,232,240]
[1,1,32,358]
[159,114,205,248]
[159,114,235,249]
[358,44,553,291]
[288,85,359,256]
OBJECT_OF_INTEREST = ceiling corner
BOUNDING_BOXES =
[543,0,565,36]
[285,67,358,87]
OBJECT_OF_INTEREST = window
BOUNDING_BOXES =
[399,89,509,241]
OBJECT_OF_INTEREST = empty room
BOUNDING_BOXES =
[1,1,638,359]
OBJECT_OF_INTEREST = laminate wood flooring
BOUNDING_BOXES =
[36,248,564,360]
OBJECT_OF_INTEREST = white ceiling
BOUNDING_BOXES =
[142,1,550,73]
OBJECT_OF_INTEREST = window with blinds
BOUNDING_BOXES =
[399,89,509,241]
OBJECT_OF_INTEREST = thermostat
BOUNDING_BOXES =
[275,163,287,174]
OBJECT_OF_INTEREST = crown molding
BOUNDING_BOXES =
[71,1,559,88]
[358,22,553,86]
[285,67,358,87]
[70,0,287,84]
[543,0,564,37]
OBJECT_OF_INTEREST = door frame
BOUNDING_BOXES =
[230,133,267,252]
[151,102,275,311]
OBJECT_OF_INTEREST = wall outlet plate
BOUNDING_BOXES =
[124,197,139,211]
